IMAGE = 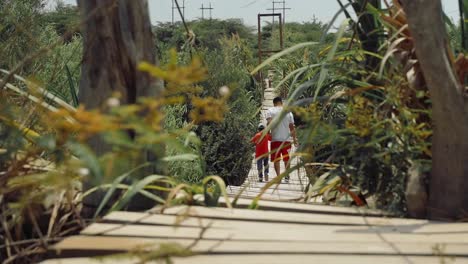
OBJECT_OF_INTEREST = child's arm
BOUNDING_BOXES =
[250,134,257,144]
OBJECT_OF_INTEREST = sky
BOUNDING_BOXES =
[55,0,461,26]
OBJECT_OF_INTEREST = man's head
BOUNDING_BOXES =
[273,97,283,106]
[258,124,265,131]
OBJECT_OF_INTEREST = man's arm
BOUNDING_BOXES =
[265,108,272,126]
[266,109,273,134]
[289,113,298,146]
[289,123,298,146]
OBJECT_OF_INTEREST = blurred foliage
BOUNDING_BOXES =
[3,0,458,261]
[0,49,237,262]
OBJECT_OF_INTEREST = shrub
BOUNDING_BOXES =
[1,55,237,262]
[163,36,258,186]
[262,17,432,214]
[197,88,256,186]
[164,104,206,183]
[196,37,257,186]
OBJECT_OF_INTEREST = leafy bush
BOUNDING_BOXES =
[162,36,258,186]
[0,0,44,71]
[154,19,256,52]
[164,104,206,183]
[0,50,236,262]
[34,25,82,105]
[198,89,257,186]
[196,37,257,186]
[261,12,432,214]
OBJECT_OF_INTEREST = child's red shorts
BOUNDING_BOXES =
[270,141,292,162]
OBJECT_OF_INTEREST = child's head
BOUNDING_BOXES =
[258,124,265,132]
[273,97,283,106]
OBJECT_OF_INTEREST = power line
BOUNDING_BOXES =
[241,0,257,8]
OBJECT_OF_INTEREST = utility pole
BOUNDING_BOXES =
[200,2,214,20]
[265,0,277,40]
[267,0,290,26]
[209,3,213,20]
[270,1,276,25]
[312,14,317,24]
[172,0,186,24]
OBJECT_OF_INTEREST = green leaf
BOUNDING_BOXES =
[250,42,318,75]
[275,63,321,97]
[0,69,76,112]
[67,142,103,185]
[202,175,232,208]
[314,19,349,101]
[65,64,79,107]
[93,163,153,218]
[321,2,352,42]
[110,174,168,212]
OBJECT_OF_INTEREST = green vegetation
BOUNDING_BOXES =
[257,10,431,213]
[0,2,266,262]
[196,40,257,186]
[163,42,258,185]
[2,0,468,262]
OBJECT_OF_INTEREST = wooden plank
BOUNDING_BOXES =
[226,194,301,202]
[218,197,387,216]
[151,206,427,226]
[227,186,305,195]
[226,190,302,200]
[79,222,468,243]
[230,182,307,191]
[41,254,468,264]
[50,235,468,257]
[104,209,417,228]
[105,210,468,235]
[226,189,304,197]
[226,191,304,199]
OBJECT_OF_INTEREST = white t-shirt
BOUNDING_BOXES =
[265,106,294,142]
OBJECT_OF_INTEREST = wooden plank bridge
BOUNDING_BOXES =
[41,198,468,264]
[41,88,468,263]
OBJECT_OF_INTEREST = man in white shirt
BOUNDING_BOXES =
[265,97,298,183]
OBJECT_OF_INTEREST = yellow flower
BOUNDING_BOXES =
[190,97,226,124]
[345,96,374,137]
[50,106,118,142]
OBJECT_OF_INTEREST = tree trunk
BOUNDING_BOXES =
[78,0,162,142]
[401,0,468,220]
[77,0,164,214]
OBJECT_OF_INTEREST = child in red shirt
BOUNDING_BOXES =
[251,124,271,182]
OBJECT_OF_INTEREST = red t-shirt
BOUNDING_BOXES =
[251,132,271,158]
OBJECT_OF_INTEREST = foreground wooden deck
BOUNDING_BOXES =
[42,198,468,264]
[42,147,468,263]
